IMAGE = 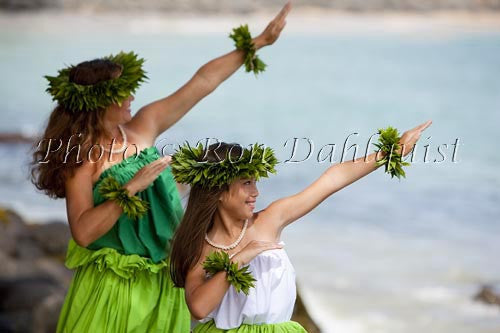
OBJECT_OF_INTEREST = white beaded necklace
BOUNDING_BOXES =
[102,125,128,154]
[205,219,248,251]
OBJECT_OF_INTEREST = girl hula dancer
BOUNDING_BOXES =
[30,3,291,332]
[169,120,432,332]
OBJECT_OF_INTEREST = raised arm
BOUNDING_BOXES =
[264,120,433,230]
[129,2,292,142]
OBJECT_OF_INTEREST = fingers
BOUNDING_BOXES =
[418,120,433,132]
[275,1,292,22]
[152,156,171,172]
[400,120,432,150]
[263,241,283,249]
[404,120,432,143]
[142,156,171,176]
[411,120,432,132]
[162,155,172,164]
[155,156,172,166]
[278,19,287,32]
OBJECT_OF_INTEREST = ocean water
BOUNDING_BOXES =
[1,13,500,333]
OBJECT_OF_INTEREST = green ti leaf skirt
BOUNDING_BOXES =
[56,239,190,332]
[193,319,307,333]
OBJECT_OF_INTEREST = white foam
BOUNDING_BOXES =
[298,283,366,333]
[412,286,459,303]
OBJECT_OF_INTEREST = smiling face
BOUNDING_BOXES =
[218,178,259,220]
[104,95,134,125]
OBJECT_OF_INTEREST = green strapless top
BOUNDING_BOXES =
[87,146,183,263]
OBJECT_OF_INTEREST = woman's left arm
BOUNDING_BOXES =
[263,120,433,230]
[129,2,291,141]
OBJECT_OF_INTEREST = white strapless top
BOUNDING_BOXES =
[197,242,296,330]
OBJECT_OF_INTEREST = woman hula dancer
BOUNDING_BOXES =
[169,120,432,332]
[30,3,291,332]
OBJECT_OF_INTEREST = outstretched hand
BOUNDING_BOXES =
[398,120,433,156]
[255,1,292,47]
[125,156,171,195]
[231,240,283,267]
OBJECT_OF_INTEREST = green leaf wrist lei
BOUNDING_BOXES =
[98,176,150,220]
[374,126,411,179]
[229,25,267,75]
[202,251,256,295]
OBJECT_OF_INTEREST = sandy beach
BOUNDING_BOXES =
[2,9,500,36]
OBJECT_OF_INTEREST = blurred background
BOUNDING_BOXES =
[1,1,500,332]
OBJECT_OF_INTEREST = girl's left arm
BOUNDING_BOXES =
[264,120,432,230]
[129,2,291,142]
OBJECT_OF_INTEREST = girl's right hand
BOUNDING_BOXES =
[398,120,433,156]
[254,2,292,48]
[231,240,283,267]
[124,156,171,195]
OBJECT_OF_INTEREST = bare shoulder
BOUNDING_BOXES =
[185,244,212,290]
[65,162,98,227]
[124,109,157,144]
[68,162,96,186]
[65,163,98,204]
[250,210,282,240]
[123,122,155,148]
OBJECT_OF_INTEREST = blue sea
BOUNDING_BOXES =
[1,12,499,333]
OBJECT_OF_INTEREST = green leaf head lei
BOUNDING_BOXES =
[45,51,147,112]
[171,142,278,189]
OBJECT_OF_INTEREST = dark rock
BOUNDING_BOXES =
[475,285,500,307]
[0,0,58,11]
[292,287,321,333]
[0,207,72,332]
[32,291,66,333]
[0,316,15,332]
[0,209,30,256]
[1,0,500,12]
[0,313,14,333]
[35,257,73,288]
[0,276,60,311]
[29,221,70,258]
[15,235,45,260]
[0,310,31,333]
[0,207,70,260]
[0,133,34,144]
[0,276,64,333]
[0,253,51,279]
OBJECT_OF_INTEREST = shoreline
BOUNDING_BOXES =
[2,9,500,35]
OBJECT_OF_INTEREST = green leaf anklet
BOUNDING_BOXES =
[374,127,411,179]
[98,176,149,220]
[229,25,266,75]
[202,251,256,295]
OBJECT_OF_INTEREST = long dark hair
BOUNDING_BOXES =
[169,142,243,288]
[31,59,122,199]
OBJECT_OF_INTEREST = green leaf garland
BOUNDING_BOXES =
[373,127,411,179]
[171,142,278,189]
[229,25,266,75]
[202,251,256,295]
[45,51,147,112]
[98,176,150,220]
